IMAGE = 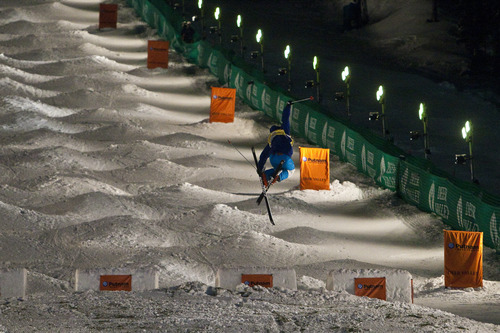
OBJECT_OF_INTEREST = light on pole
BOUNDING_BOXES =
[376,85,387,137]
[214,7,221,44]
[284,45,291,91]
[419,103,430,159]
[237,14,243,55]
[342,66,351,118]
[198,0,204,34]
[256,29,264,72]
[461,120,475,182]
[313,56,320,102]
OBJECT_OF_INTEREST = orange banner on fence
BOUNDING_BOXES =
[99,4,118,29]
[354,277,386,300]
[100,275,132,291]
[241,274,273,288]
[147,40,170,69]
[299,147,330,190]
[209,87,236,123]
[444,230,483,288]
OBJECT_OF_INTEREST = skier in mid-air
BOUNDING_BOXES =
[257,101,295,186]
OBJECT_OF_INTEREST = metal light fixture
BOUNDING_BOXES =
[256,29,264,71]
[313,56,320,102]
[198,0,204,33]
[305,80,315,88]
[461,120,476,182]
[236,14,243,55]
[214,7,221,43]
[278,68,287,76]
[342,66,351,118]
[369,112,379,121]
[376,85,387,137]
[419,102,430,159]
[409,131,420,140]
[284,44,291,91]
[455,154,468,165]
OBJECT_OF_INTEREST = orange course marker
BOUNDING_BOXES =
[209,87,236,123]
[147,40,170,69]
[299,147,330,190]
[444,230,483,288]
[99,4,118,29]
[241,274,273,288]
[99,275,132,291]
[354,277,387,300]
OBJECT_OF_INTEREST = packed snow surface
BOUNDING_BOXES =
[0,0,498,332]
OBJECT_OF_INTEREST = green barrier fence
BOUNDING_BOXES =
[126,0,500,250]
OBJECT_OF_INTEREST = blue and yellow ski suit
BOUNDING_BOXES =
[257,103,295,182]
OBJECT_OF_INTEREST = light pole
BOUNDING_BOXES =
[214,7,221,44]
[284,45,291,91]
[419,102,430,159]
[376,85,386,138]
[198,0,204,35]
[237,14,243,55]
[342,66,351,118]
[256,29,264,72]
[462,120,475,182]
[313,56,320,102]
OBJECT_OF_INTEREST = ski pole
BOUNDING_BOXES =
[289,96,314,105]
[227,140,257,170]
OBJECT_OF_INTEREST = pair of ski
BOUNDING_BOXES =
[251,147,284,225]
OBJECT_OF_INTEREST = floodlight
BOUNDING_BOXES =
[342,66,350,82]
[419,103,426,120]
[462,120,472,141]
[237,15,242,28]
[417,102,430,159]
[256,29,262,43]
[284,45,290,60]
[376,85,384,102]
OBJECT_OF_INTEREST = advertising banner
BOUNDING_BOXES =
[100,275,132,291]
[241,274,273,288]
[99,4,118,29]
[210,87,236,123]
[147,40,169,69]
[299,147,330,190]
[354,277,387,300]
[444,230,483,288]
